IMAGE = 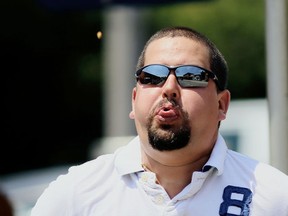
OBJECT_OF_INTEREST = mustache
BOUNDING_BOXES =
[157,97,179,108]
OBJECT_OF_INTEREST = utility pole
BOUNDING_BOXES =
[266,0,288,174]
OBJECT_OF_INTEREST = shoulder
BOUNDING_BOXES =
[226,149,288,181]
[223,150,288,213]
[224,149,259,173]
[228,150,288,193]
[253,162,288,192]
[227,149,288,178]
[68,154,115,178]
[252,163,288,214]
[224,150,288,196]
[51,153,117,193]
[31,154,116,216]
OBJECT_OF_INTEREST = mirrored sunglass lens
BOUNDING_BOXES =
[176,66,209,87]
[139,65,169,85]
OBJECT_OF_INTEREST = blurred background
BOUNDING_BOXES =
[1,0,287,215]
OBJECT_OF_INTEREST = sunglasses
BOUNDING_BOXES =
[135,64,219,89]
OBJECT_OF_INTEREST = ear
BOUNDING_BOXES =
[129,87,137,119]
[217,90,230,121]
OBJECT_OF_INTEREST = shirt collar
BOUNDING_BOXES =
[114,133,228,176]
[203,133,227,175]
[114,136,143,176]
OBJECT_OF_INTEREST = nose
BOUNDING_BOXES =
[161,73,181,99]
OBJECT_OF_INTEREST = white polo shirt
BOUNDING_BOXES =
[31,134,288,216]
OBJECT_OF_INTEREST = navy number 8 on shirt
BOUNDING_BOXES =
[219,185,252,216]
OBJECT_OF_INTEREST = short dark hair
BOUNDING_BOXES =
[136,26,228,91]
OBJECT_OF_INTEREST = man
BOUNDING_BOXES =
[31,26,288,216]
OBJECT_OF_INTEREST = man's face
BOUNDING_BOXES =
[130,36,229,165]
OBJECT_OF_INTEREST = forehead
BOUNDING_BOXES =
[145,37,210,69]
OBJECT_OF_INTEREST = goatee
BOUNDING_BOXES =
[147,100,191,151]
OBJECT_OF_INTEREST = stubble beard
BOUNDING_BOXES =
[147,102,191,151]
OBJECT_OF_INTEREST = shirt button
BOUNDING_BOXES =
[141,173,149,182]
[155,194,164,205]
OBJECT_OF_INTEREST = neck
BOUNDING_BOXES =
[141,152,209,198]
